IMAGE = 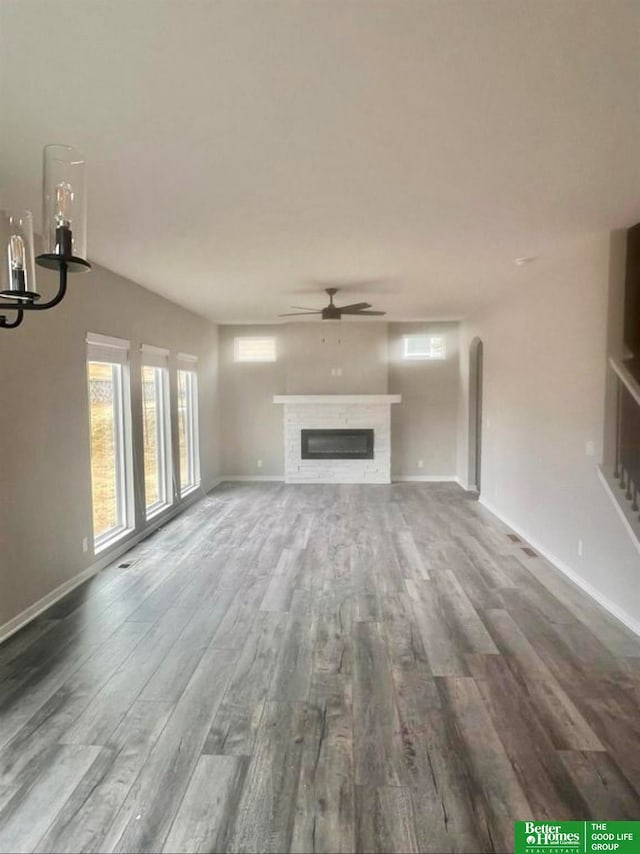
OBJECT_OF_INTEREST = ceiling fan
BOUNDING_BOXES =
[279,287,386,320]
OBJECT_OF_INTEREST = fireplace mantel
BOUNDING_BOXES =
[273,394,401,404]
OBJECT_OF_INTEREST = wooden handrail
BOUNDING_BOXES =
[609,357,640,408]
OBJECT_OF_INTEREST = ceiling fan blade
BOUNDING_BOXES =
[278,311,322,316]
[336,302,371,312]
[289,305,320,311]
[343,309,386,316]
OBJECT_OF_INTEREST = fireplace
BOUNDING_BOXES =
[301,428,374,460]
[273,395,401,483]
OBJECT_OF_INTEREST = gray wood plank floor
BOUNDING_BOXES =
[1,482,639,853]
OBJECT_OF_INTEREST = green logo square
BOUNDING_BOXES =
[515,822,640,854]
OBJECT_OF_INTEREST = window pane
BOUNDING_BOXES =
[142,367,162,508]
[429,336,446,359]
[234,337,276,362]
[178,370,190,490]
[142,365,167,511]
[88,361,122,538]
[178,369,199,493]
[403,335,446,360]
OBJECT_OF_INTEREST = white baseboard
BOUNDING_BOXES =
[221,474,465,486]
[220,475,285,482]
[454,477,475,491]
[285,478,391,485]
[480,497,640,639]
[392,475,459,483]
[0,563,103,646]
[0,487,208,646]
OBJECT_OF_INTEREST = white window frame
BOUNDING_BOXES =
[177,353,201,496]
[86,333,135,554]
[402,334,447,361]
[141,346,174,519]
[233,336,277,363]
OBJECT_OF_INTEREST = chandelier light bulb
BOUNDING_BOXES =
[54,182,74,228]
[9,234,26,270]
[0,210,38,305]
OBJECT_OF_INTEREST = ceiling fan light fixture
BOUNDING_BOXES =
[280,286,386,320]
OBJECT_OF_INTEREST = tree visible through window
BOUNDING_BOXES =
[142,364,171,516]
[88,361,126,541]
[178,368,199,493]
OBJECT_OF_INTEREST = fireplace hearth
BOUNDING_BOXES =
[301,428,374,460]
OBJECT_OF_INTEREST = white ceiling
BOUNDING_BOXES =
[2,0,640,324]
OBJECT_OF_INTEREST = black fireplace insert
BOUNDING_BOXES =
[301,428,374,460]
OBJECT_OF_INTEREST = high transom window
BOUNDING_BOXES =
[234,336,277,362]
[402,334,446,360]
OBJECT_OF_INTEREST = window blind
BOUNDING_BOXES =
[140,344,170,369]
[86,332,130,365]
[177,352,198,367]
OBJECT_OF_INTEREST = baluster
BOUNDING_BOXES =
[614,377,622,479]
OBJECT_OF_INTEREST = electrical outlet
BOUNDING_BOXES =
[585,440,595,457]
[577,539,583,557]
[257,459,263,469]
[417,459,424,469]
[82,537,89,553]
[336,367,342,376]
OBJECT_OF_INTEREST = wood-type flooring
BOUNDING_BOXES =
[1,482,639,853]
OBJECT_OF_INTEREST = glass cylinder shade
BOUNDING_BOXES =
[42,144,87,260]
[0,210,39,301]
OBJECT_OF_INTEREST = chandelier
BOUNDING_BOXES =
[0,145,91,330]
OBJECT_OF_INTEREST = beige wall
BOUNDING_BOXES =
[219,320,459,479]
[457,233,640,629]
[219,322,388,477]
[389,322,459,477]
[0,263,220,629]
[285,322,388,394]
[219,325,287,477]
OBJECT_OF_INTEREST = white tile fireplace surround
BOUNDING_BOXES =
[273,395,402,484]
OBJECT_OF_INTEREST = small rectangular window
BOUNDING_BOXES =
[87,333,134,551]
[177,361,200,495]
[402,334,446,360]
[141,348,173,518]
[234,336,277,362]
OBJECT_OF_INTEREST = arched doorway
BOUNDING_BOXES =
[468,338,483,494]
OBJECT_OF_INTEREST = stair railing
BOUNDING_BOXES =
[611,357,640,519]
